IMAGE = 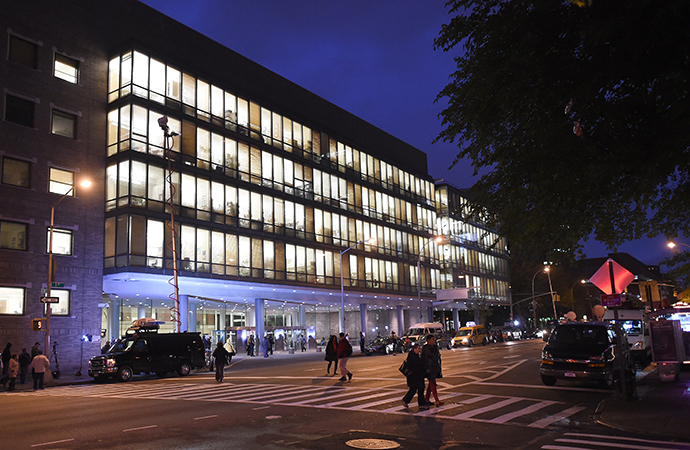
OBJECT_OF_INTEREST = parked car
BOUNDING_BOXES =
[364,336,404,355]
[404,322,452,350]
[502,326,523,340]
[89,322,205,382]
[540,322,636,394]
[452,325,488,347]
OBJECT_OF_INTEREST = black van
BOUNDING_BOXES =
[88,327,205,382]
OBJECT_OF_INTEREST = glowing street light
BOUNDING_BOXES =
[45,179,91,368]
[340,238,376,333]
[668,241,690,250]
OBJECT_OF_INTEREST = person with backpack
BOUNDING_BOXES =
[336,332,353,381]
[401,343,431,410]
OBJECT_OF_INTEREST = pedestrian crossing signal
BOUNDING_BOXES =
[31,318,47,331]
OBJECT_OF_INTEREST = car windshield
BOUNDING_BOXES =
[406,328,425,336]
[456,329,472,337]
[551,325,610,346]
[108,338,135,352]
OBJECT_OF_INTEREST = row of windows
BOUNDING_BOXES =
[0,286,71,316]
[439,244,510,279]
[7,34,79,84]
[107,51,433,203]
[106,159,442,261]
[437,216,509,257]
[104,216,440,292]
[0,219,75,256]
[1,158,79,195]
[4,94,77,138]
[106,104,436,231]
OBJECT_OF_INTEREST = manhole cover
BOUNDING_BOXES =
[345,439,401,449]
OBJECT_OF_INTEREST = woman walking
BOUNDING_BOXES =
[401,343,430,409]
[324,335,339,375]
[421,335,444,406]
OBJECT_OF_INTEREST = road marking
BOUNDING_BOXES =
[252,406,271,410]
[451,397,524,420]
[123,425,158,432]
[194,415,218,420]
[528,406,586,429]
[480,381,610,393]
[489,400,557,423]
[31,439,75,447]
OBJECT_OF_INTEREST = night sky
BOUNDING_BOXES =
[138,0,676,267]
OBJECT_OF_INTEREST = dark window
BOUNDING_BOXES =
[1,157,30,187]
[8,35,37,68]
[0,220,28,250]
[51,110,76,138]
[4,95,35,127]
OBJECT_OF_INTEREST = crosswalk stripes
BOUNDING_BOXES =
[541,432,690,449]
[22,382,588,429]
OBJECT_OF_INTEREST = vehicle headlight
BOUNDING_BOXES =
[106,358,116,368]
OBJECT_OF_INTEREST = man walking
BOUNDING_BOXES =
[18,348,31,384]
[31,350,50,390]
[337,332,353,381]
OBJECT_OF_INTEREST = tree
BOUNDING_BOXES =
[434,0,690,262]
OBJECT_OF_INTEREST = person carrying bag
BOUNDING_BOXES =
[400,343,431,410]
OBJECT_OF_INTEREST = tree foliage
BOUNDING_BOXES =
[435,0,690,262]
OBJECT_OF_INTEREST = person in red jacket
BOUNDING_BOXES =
[336,332,353,381]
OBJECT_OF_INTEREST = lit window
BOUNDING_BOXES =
[47,227,73,256]
[2,157,30,187]
[49,167,74,195]
[0,287,25,315]
[51,110,76,139]
[46,289,70,316]
[4,94,34,127]
[0,220,28,251]
[54,54,79,84]
[8,35,36,69]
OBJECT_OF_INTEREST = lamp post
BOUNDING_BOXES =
[45,179,91,366]
[668,241,690,250]
[340,238,375,333]
[417,236,443,321]
[544,265,557,320]
[531,264,551,329]
[569,279,586,311]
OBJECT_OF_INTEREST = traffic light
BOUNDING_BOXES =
[31,318,47,331]
[554,294,561,302]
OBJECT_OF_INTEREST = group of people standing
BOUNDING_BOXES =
[1,342,52,391]
[324,333,353,382]
[401,334,444,410]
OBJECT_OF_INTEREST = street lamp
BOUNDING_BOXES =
[570,279,587,311]
[668,241,690,250]
[544,265,557,320]
[531,264,551,329]
[417,236,443,321]
[46,179,91,370]
[340,237,375,333]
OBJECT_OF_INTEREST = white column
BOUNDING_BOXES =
[137,306,146,320]
[109,299,120,341]
[188,299,197,333]
[254,298,265,343]
[397,305,404,337]
[453,307,460,332]
[427,306,434,323]
[179,294,189,332]
[359,303,367,339]
[299,305,306,327]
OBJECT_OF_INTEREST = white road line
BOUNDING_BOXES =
[489,400,558,423]
[528,406,586,429]
[479,381,610,393]
[564,433,690,447]
[240,385,318,402]
[122,425,158,432]
[452,397,524,420]
[31,439,75,447]
[288,388,370,406]
[323,389,405,408]
[194,415,218,420]
[555,437,682,450]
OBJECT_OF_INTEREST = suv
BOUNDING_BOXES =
[452,325,488,347]
[540,322,635,393]
[404,323,452,350]
[89,326,205,382]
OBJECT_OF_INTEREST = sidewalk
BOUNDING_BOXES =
[594,363,690,441]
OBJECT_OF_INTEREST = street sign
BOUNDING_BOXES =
[41,296,60,303]
[51,282,64,288]
[601,294,622,307]
[590,259,635,295]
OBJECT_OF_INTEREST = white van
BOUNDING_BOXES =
[603,309,651,364]
[404,323,451,349]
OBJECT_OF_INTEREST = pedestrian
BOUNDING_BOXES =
[300,335,307,352]
[31,342,40,359]
[337,332,353,381]
[18,348,31,384]
[1,342,11,387]
[247,335,255,356]
[223,340,236,363]
[262,335,270,358]
[268,334,274,355]
[7,354,19,391]
[421,334,443,406]
[359,332,365,353]
[401,343,430,410]
[31,350,50,390]
[212,341,231,382]
[324,335,339,375]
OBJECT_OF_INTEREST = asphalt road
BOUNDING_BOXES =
[2,340,684,449]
